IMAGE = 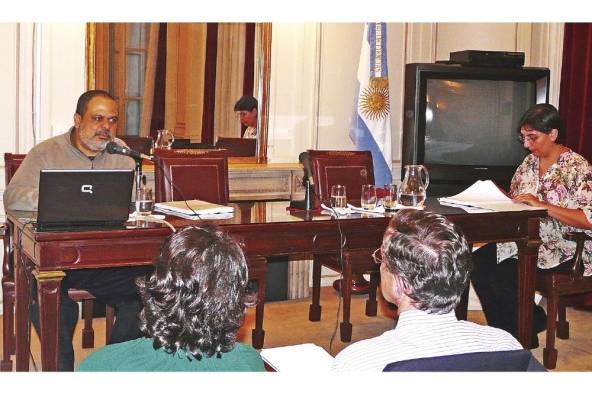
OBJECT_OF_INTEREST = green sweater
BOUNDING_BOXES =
[78,337,265,372]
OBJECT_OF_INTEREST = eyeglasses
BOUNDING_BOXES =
[372,248,384,265]
[517,133,541,145]
[235,110,250,118]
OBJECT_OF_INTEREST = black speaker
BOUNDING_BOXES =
[449,50,525,68]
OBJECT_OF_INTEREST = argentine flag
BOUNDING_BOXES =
[349,23,392,186]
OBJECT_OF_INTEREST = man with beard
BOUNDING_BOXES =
[4,90,149,371]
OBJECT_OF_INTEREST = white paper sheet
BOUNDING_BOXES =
[260,343,334,372]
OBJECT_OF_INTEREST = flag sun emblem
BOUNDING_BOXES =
[360,77,390,120]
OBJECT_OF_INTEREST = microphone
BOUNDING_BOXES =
[106,141,153,161]
[298,151,314,186]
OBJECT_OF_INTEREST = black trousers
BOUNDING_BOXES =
[30,266,151,371]
[470,243,547,344]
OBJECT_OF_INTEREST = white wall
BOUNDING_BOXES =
[0,23,85,310]
[268,22,564,173]
[0,23,18,169]
[267,23,320,163]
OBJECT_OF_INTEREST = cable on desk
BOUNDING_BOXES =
[325,206,346,356]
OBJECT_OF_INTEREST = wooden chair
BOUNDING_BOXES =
[306,150,381,342]
[153,149,229,204]
[383,349,546,372]
[1,153,114,372]
[535,231,592,369]
[118,136,154,156]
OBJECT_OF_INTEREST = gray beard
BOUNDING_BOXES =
[83,137,109,152]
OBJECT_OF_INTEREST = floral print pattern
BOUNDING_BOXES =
[497,150,592,276]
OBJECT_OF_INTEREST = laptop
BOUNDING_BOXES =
[36,169,134,231]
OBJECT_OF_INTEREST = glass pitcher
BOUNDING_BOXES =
[155,129,175,149]
[398,165,429,208]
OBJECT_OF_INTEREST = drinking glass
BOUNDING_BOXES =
[155,129,175,149]
[135,187,154,216]
[383,184,398,211]
[330,185,347,209]
[361,184,377,210]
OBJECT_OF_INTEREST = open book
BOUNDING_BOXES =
[438,180,545,212]
[154,199,234,219]
[260,343,334,372]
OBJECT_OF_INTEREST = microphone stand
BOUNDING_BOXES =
[133,158,143,213]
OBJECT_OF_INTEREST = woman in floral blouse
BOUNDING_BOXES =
[471,103,592,346]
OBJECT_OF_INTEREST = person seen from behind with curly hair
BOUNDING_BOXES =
[78,226,264,371]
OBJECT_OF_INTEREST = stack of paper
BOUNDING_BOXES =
[260,343,334,372]
[154,199,234,219]
[438,180,545,212]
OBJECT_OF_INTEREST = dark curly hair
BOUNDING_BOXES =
[381,210,471,314]
[136,225,252,360]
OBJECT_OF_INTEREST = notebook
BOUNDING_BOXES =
[36,169,134,231]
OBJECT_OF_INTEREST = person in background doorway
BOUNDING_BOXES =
[234,95,258,139]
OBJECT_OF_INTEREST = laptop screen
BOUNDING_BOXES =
[37,169,134,231]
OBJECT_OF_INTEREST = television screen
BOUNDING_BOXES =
[424,78,533,167]
[402,63,550,196]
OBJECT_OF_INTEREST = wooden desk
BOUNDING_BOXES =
[9,200,545,371]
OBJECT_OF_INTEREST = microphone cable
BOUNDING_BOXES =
[150,159,203,220]
[324,202,347,356]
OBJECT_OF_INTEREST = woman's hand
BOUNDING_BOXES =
[512,193,547,208]
[514,193,592,229]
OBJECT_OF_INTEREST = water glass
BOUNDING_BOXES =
[155,129,175,149]
[135,187,154,215]
[383,184,398,211]
[361,184,377,210]
[330,185,347,209]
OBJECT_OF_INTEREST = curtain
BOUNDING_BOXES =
[213,23,246,140]
[558,24,592,306]
[558,23,592,161]
[139,23,160,137]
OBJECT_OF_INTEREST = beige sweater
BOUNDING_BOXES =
[4,129,135,211]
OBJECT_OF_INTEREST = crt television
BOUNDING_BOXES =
[401,63,550,196]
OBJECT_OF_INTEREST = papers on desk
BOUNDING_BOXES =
[260,343,334,372]
[438,180,545,212]
[154,200,234,220]
[347,203,384,216]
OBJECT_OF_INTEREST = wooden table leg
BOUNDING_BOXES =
[249,256,267,349]
[14,241,32,371]
[34,270,65,371]
[339,254,352,342]
[237,202,255,224]
[516,218,542,349]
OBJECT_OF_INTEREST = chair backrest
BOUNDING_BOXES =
[3,153,26,279]
[307,150,375,207]
[118,136,154,156]
[153,150,229,204]
[170,139,215,150]
[4,153,26,186]
[215,137,256,157]
[382,350,546,372]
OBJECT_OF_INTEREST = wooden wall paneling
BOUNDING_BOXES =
[165,23,180,134]
[183,24,206,140]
